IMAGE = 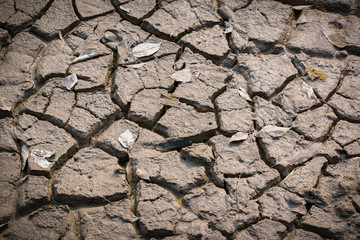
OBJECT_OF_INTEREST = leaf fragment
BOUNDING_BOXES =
[118,129,135,149]
[230,132,248,142]
[136,168,150,181]
[21,145,29,171]
[171,69,192,83]
[30,149,55,169]
[131,42,161,58]
[260,125,290,138]
[64,73,78,90]
[238,88,252,102]
[322,29,348,48]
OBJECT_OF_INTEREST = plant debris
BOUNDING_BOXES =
[131,42,161,58]
[118,129,135,149]
[21,145,29,171]
[306,67,328,81]
[259,125,290,138]
[64,73,78,90]
[30,149,55,169]
[321,29,348,48]
[230,132,248,142]
[238,87,252,102]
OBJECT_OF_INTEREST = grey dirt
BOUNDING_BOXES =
[0,0,359,239]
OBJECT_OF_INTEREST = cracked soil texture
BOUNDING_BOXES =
[0,0,360,239]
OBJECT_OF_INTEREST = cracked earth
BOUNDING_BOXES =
[0,0,360,239]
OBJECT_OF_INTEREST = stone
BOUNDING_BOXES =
[0,152,20,185]
[0,182,16,225]
[95,119,140,160]
[284,229,322,240]
[331,120,360,147]
[0,118,17,152]
[1,205,70,240]
[344,140,360,156]
[215,88,253,135]
[4,11,33,34]
[0,0,15,24]
[32,0,79,39]
[183,183,259,235]
[294,53,343,100]
[117,0,157,22]
[18,114,38,131]
[287,9,338,57]
[230,0,292,51]
[257,129,322,176]
[22,81,54,118]
[14,0,51,19]
[77,199,138,240]
[209,135,271,186]
[43,87,76,127]
[16,175,49,213]
[136,181,184,237]
[225,168,280,206]
[237,53,298,98]
[0,83,34,114]
[75,0,113,19]
[69,54,113,90]
[35,40,74,82]
[279,157,327,196]
[65,107,102,142]
[254,96,293,129]
[76,89,120,121]
[130,128,165,155]
[155,103,217,141]
[128,88,167,127]
[292,105,337,141]
[7,31,44,58]
[53,148,128,204]
[142,0,220,39]
[234,219,287,240]
[316,140,342,163]
[21,120,77,176]
[180,143,214,166]
[329,75,360,121]
[130,150,206,193]
[259,186,307,225]
[273,78,321,117]
[175,211,226,240]
[181,25,229,58]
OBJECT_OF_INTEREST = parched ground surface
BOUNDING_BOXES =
[0,0,360,239]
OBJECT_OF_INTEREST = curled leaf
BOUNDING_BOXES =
[118,129,135,149]
[293,5,312,10]
[230,132,248,142]
[171,69,192,83]
[64,73,78,90]
[131,42,161,58]
[322,29,348,48]
[30,149,55,169]
[238,88,252,102]
[21,145,29,171]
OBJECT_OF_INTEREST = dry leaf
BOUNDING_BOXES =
[64,73,78,90]
[171,69,192,83]
[307,85,316,99]
[136,168,150,181]
[230,132,248,142]
[131,42,161,58]
[30,149,55,169]
[21,145,29,171]
[118,129,135,149]
[293,5,312,11]
[260,125,290,138]
[322,29,348,48]
[238,88,252,102]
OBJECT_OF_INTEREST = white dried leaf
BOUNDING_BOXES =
[238,88,252,102]
[171,69,192,83]
[119,5,129,12]
[322,28,348,48]
[131,42,161,58]
[261,125,290,138]
[71,52,100,64]
[21,145,29,170]
[296,14,307,25]
[136,168,150,181]
[293,5,312,10]
[0,97,12,111]
[64,73,78,90]
[224,23,233,34]
[307,86,316,99]
[230,132,248,142]
[118,129,135,149]
[30,149,55,169]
